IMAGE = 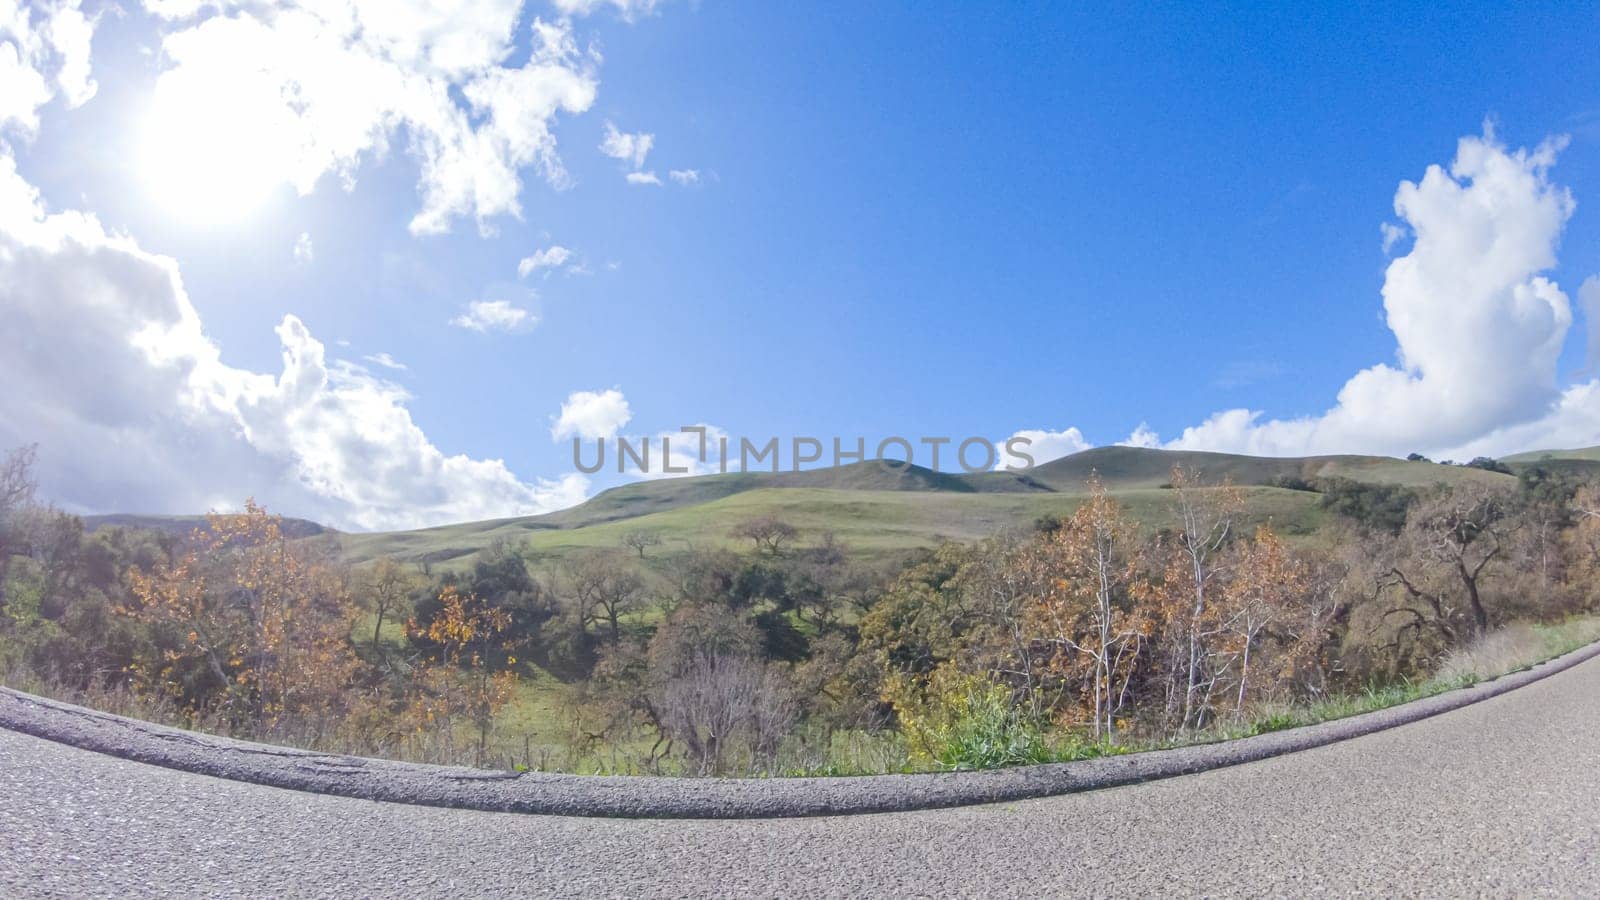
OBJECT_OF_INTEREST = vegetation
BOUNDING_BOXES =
[5,441,1600,776]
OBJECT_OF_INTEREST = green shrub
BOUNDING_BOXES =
[885,665,1048,770]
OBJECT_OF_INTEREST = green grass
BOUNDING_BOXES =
[339,484,1330,572]
[1503,445,1600,463]
[334,445,1520,574]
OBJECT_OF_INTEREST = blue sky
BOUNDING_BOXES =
[3,1,1600,528]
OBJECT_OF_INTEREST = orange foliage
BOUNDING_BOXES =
[122,500,359,731]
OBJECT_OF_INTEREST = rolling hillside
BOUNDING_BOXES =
[334,446,1525,569]
[83,513,330,540]
[1504,446,1600,463]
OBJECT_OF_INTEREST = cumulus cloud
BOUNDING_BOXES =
[624,170,661,186]
[0,155,588,530]
[292,231,314,262]
[362,351,406,371]
[138,3,598,235]
[998,427,1093,468]
[450,299,534,332]
[1170,128,1594,460]
[551,388,631,440]
[668,168,699,185]
[0,0,98,137]
[516,244,573,277]
[1119,423,1161,449]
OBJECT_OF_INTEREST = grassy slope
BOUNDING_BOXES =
[335,446,1517,570]
[1503,445,1600,463]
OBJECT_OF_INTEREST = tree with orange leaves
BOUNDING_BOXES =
[123,500,360,733]
[1221,525,1311,714]
[407,584,518,763]
[1024,476,1152,740]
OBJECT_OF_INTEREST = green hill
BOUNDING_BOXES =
[1503,445,1600,463]
[334,446,1518,570]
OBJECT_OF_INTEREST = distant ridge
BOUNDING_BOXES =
[84,445,1585,570]
[1503,446,1600,464]
[82,513,330,540]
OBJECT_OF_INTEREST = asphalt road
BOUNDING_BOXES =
[5,657,1600,898]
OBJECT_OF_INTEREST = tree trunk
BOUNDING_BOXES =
[1459,561,1489,637]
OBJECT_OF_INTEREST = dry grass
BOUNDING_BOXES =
[1434,615,1600,684]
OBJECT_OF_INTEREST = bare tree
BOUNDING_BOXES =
[731,516,798,556]
[562,550,647,643]
[653,650,797,775]
[1160,465,1244,732]
[620,530,662,559]
[1390,484,1509,639]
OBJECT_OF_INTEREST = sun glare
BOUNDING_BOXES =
[140,69,292,224]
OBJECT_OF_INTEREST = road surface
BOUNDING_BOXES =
[5,655,1600,897]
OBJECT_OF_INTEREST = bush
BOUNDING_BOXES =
[1464,456,1513,475]
[885,665,1047,770]
[1316,477,1415,534]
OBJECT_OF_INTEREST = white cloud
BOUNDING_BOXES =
[600,120,653,168]
[137,3,599,234]
[0,154,588,530]
[553,0,661,21]
[362,351,406,371]
[668,168,699,185]
[623,424,732,479]
[1379,221,1407,254]
[551,388,631,441]
[292,231,314,262]
[998,427,1093,468]
[1120,423,1161,449]
[1578,276,1600,378]
[0,0,98,138]
[516,243,573,277]
[450,298,534,332]
[1170,128,1592,460]
[625,170,661,186]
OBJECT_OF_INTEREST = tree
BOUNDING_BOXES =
[1221,525,1311,713]
[1158,466,1244,732]
[123,501,361,733]
[0,444,38,615]
[731,516,798,556]
[1023,478,1150,739]
[620,530,662,559]
[561,550,645,644]
[1390,484,1509,639]
[645,603,795,775]
[1464,456,1513,475]
[1317,477,1415,535]
[361,557,420,649]
[408,584,517,763]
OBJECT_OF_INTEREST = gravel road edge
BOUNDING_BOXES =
[5,639,1598,820]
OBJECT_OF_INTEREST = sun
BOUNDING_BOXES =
[139,67,293,224]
